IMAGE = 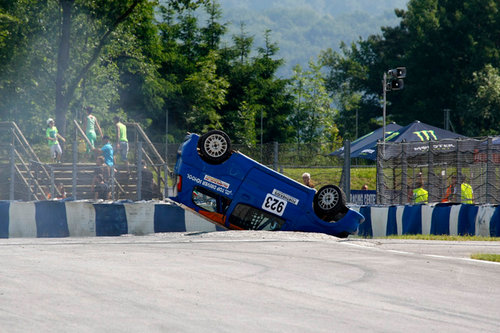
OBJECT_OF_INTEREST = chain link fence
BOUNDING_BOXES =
[376,137,500,205]
[0,131,351,201]
[6,132,500,205]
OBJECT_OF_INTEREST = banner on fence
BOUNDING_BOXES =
[350,190,377,205]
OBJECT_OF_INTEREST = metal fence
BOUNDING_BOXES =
[1,140,166,201]
[1,131,347,201]
[376,137,500,205]
[6,133,500,205]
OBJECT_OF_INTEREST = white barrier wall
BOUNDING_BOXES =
[354,203,500,237]
[0,201,220,238]
[0,201,498,238]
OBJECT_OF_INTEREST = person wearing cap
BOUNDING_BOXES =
[46,118,66,163]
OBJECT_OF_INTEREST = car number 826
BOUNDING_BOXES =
[261,193,287,216]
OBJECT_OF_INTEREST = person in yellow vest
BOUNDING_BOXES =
[442,173,474,204]
[46,118,66,163]
[412,181,428,204]
[114,115,129,173]
[458,173,474,204]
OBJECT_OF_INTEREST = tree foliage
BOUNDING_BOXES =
[0,0,298,148]
[323,0,500,138]
[290,59,339,145]
[5,0,500,158]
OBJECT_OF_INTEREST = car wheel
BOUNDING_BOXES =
[313,185,347,221]
[198,130,232,164]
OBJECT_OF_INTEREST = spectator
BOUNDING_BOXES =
[412,181,428,204]
[140,160,155,200]
[94,135,114,168]
[46,118,66,163]
[458,173,474,204]
[442,174,458,203]
[56,182,67,199]
[114,116,129,172]
[302,172,315,188]
[43,186,52,200]
[82,106,103,156]
[93,174,110,200]
[91,156,110,193]
[441,173,473,204]
[361,184,369,190]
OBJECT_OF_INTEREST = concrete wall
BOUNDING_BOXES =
[0,201,222,238]
[0,201,498,238]
[352,203,500,237]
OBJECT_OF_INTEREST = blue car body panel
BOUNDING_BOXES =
[170,133,364,236]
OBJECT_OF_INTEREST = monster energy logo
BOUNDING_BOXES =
[414,130,437,141]
[384,131,399,141]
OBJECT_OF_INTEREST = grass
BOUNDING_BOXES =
[375,234,500,241]
[283,167,376,190]
[370,234,500,263]
[470,254,500,262]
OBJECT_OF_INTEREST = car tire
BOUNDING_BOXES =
[198,130,232,164]
[313,185,347,221]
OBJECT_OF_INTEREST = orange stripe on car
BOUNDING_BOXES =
[198,210,226,225]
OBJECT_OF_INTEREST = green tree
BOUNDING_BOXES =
[290,59,338,144]
[54,0,146,136]
[0,1,59,139]
[249,30,295,144]
[0,0,209,146]
[320,40,381,139]
[215,23,257,145]
[183,50,229,132]
[322,0,500,137]
[462,64,500,136]
[158,1,223,141]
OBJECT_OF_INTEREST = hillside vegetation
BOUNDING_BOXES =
[219,0,408,76]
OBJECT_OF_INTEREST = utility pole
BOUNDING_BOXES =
[444,109,450,131]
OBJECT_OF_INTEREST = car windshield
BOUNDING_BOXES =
[228,204,284,231]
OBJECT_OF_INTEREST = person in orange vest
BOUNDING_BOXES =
[442,173,474,204]
[441,174,458,203]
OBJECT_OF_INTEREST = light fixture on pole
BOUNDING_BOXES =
[382,67,406,155]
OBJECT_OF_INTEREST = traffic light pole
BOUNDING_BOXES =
[382,72,387,157]
[382,67,405,157]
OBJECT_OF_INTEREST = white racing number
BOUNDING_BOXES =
[261,193,287,216]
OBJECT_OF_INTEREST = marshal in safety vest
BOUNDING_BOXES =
[413,187,428,204]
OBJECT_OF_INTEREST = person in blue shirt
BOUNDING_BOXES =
[94,135,114,167]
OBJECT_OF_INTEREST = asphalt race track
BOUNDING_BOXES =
[1,231,499,332]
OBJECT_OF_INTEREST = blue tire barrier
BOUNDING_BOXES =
[0,201,498,238]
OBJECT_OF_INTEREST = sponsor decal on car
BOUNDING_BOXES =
[187,173,233,195]
[272,189,299,205]
[204,175,230,189]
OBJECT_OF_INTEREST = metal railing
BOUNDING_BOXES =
[0,122,53,200]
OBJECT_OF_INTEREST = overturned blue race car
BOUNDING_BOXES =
[170,130,364,237]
